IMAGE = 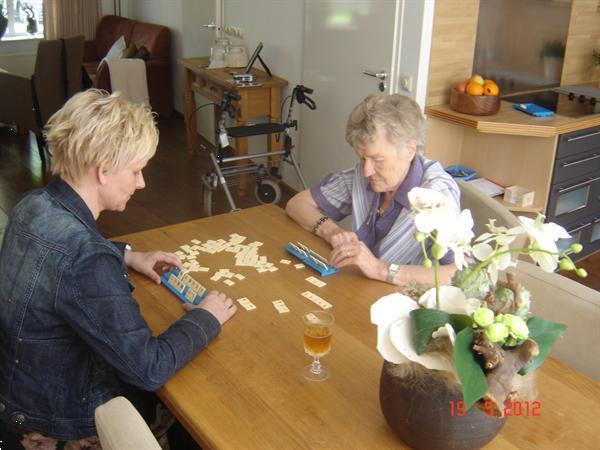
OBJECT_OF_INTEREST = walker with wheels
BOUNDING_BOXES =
[202,85,316,216]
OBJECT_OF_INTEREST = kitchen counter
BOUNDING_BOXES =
[425,100,600,138]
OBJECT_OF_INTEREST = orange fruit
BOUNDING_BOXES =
[466,82,484,96]
[483,82,499,96]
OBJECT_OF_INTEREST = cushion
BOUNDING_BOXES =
[104,35,127,60]
[122,43,137,59]
[132,46,150,61]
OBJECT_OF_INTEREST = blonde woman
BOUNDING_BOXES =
[0,90,236,448]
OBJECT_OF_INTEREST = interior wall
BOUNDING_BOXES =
[222,0,305,188]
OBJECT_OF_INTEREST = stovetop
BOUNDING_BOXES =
[502,86,600,117]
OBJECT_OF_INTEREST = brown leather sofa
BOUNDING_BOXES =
[83,15,173,116]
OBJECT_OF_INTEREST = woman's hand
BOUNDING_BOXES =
[329,230,359,247]
[124,250,182,284]
[183,290,237,325]
[329,239,387,281]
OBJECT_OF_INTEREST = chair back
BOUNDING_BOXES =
[95,396,161,450]
[32,39,65,126]
[457,179,526,250]
[62,35,84,97]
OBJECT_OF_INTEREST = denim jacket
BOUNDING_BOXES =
[0,177,221,440]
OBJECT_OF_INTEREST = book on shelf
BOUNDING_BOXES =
[467,177,505,197]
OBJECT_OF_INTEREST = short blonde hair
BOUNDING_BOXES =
[345,93,426,154]
[46,89,158,181]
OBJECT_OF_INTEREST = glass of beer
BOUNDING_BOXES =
[302,311,334,381]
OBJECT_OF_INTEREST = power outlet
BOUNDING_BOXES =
[400,74,413,92]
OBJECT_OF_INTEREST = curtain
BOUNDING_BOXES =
[44,0,102,40]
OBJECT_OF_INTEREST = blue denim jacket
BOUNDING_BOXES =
[0,177,221,440]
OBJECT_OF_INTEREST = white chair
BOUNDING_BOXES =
[458,179,600,380]
[95,396,161,450]
[515,261,600,380]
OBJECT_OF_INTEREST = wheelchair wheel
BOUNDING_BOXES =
[255,179,281,205]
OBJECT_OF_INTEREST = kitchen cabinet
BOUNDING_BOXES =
[424,101,600,259]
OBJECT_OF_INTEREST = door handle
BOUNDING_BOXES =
[561,153,600,168]
[566,130,600,142]
[557,175,600,194]
[202,22,217,29]
[362,70,387,81]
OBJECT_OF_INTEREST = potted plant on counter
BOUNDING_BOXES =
[371,187,586,450]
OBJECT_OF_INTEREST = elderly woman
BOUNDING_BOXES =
[286,93,459,286]
[0,90,236,448]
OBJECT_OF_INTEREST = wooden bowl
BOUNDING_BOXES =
[449,89,501,116]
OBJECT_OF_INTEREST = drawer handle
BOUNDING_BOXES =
[557,175,600,194]
[566,130,600,142]
[561,153,600,168]
[567,222,592,234]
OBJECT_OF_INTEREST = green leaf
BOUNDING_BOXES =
[409,309,450,355]
[454,327,488,410]
[449,314,473,333]
[519,317,567,375]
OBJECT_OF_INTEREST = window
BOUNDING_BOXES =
[1,0,44,41]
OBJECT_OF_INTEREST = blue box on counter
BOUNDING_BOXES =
[445,165,477,181]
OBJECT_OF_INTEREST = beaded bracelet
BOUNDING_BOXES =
[312,215,330,235]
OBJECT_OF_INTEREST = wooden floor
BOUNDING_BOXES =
[0,115,598,291]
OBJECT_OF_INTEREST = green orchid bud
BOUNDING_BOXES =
[472,307,494,328]
[570,243,583,254]
[494,314,505,323]
[504,335,519,347]
[423,258,432,268]
[559,258,575,271]
[415,232,426,242]
[485,323,509,344]
[501,314,529,340]
[430,242,447,261]
[576,268,588,278]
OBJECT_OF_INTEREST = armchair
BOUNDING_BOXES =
[82,15,173,116]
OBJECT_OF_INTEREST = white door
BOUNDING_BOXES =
[299,0,434,186]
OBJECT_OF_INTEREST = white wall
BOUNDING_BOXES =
[222,0,305,186]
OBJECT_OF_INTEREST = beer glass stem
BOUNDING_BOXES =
[310,357,322,375]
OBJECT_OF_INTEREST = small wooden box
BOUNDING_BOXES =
[504,185,535,207]
[449,89,501,116]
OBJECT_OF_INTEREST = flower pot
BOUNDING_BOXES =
[379,361,506,450]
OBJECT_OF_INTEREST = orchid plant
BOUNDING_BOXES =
[371,187,586,416]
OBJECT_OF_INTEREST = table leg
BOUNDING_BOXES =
[183,68,197,154]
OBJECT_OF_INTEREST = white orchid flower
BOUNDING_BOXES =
[443,209,474,270]
[518,215,570,272]
[475,219,524,246]
[419,286,481,315]
[472,242,514,284]
[408,187,456,233]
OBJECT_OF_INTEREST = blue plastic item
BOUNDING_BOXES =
[513,103,554,117]
[284,242,339,277]
[161,268,208,305]
[445,165,477,181]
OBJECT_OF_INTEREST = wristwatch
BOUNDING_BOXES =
[387,263,399,284]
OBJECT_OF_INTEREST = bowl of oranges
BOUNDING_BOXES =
[449,74,500,116]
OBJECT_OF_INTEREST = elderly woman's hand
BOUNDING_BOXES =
[124,250,183,284]
[329,230,360,247]
[329,240,387,281]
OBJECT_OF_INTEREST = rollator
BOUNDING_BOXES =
[202,84,316,216]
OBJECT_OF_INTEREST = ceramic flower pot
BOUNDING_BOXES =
[379,361,506,450]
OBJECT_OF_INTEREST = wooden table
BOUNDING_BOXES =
[122,205,600,449]
[178,57,288,156]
